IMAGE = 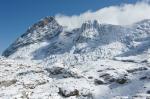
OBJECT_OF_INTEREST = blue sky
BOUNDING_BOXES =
[0,0,140,54]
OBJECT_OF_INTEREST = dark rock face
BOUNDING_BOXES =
[81,20,99,32]
[94,79,105,85]
[127,67,148,73]
[58,88,79,97]
[99,72,128,84]
[45,67,64,75]
[99,73,116,83]
[139,76,148,80]
[27,17,56,31]
[147,90,150,94]
[0,79,17,87]
[2,17,63,57]
[45,66,82,79]
[116,78,127,84]
[88,76,93,79]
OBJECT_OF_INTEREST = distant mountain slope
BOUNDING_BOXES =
[3,17,150,61]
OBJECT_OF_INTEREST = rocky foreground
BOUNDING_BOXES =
[0,56,150,99]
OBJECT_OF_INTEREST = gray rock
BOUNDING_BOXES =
[116,78,127,84]
[94,79,105,85]
[0,79,17,87]
[127,67,148,73]
[58,88,79,97]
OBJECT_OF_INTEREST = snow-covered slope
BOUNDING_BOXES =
[0,56,150,99]
[1,17,134,59]
[3,17,150,61]
[1,17,150,99]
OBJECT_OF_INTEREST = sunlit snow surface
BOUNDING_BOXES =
[0,56,150,99]
[1,17,150,99]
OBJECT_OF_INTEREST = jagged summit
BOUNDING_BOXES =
[81,20,99,30]
[27,16,57,32]
[3,16,63,57]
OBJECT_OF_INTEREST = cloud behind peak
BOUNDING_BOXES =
[55,1,150,29]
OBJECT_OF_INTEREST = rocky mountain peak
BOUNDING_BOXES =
[26,16,57,33]
[2,16,63,57]
[81,20,99,31]
[2,18,150,60]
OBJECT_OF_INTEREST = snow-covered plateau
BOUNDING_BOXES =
[1,17,150,99]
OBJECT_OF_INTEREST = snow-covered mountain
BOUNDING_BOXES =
[1,17,150,99]
[2,17,150,61]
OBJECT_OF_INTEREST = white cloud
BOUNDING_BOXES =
[55,1,150,29]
